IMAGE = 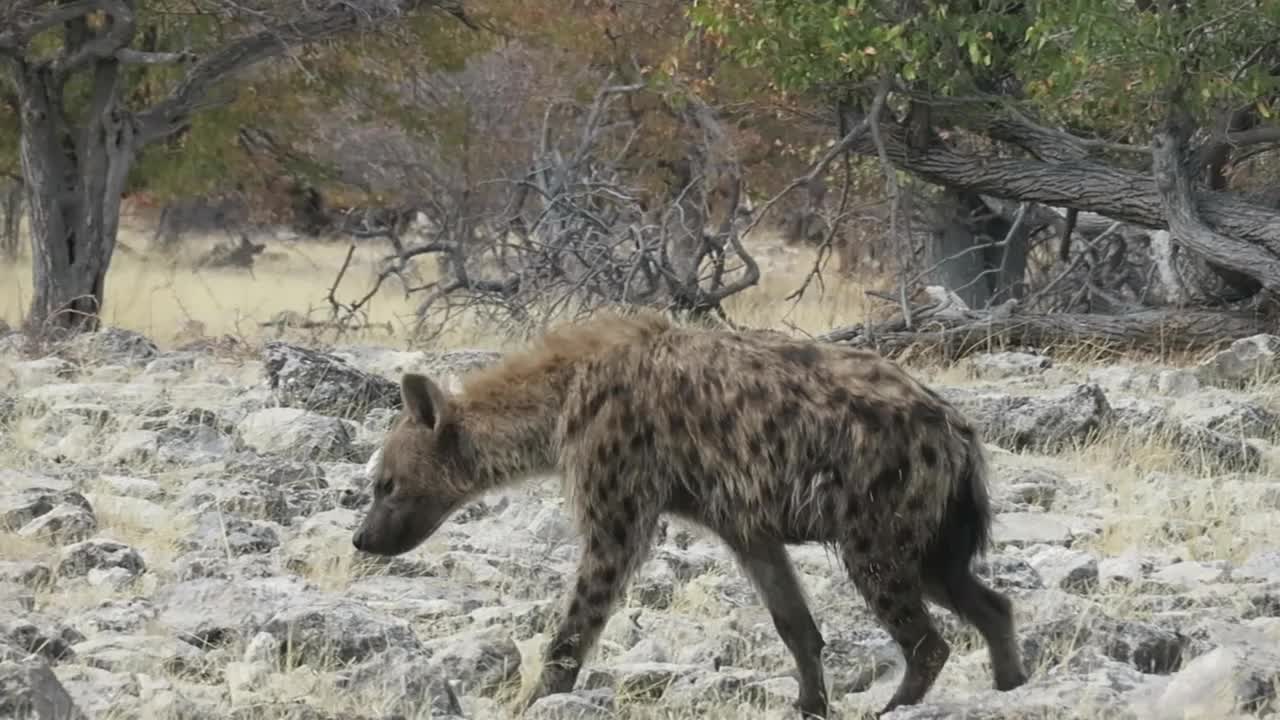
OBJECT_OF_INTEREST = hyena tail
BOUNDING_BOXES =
[922,426,994,591]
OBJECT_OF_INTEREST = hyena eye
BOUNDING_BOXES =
[376,476,394,495]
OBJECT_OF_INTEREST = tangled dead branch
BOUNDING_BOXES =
[330,76,761,339]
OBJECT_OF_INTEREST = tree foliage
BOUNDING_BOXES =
[688,0,1280,310]
[690,0,1280,135]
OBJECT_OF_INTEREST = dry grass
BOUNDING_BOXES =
[5,217,1280,719]
[0,218,879,352]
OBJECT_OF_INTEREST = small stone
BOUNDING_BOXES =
[1155,369,1200,396]
[104,430,160,465]
[224,660,272,700]
[992,512,1079,547]
[1098,553,1150,587]
[18,505,97,545]
[580,662,700,700]
[71,634,204,674]
[243,632,280,665]
[968,351,1053,380]
[419,626,520,695]
[525,690,615,720]
[236,408,356,461]
[1234,550,1280,584]
[1196,334,1280,387]
[57,539,146,579]
[1028,546,1099,593]
[1148,644,1280,718]
[262,596,421,667]
[0,656,88,720]
[1149,561,1229,591]
[97,475,165,501]
[0,561,53,589]
[182,512,280,557]
[86,567,136,590]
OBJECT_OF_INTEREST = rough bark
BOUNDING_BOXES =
[846,120,1280,259]
[0,178,21,259]
[0,0,441,333]
[819,307,1270,359]
[14,53,134,333]
[1150,109,1280,294]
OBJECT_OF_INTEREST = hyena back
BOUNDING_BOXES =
[352,311,1028,718]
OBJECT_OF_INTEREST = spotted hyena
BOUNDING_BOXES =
[352,310,1028,718]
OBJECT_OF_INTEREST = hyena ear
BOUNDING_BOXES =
[401,374,450,429]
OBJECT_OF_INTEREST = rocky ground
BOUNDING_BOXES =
[2,326,1280,720]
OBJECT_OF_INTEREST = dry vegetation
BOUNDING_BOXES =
[1,215,886,352]
[4,215,1280,720]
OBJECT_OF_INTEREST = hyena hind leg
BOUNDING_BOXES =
[924,569,1028,692]
[517,507,659,713]
[725,537,829,719]
[843,547,950,717]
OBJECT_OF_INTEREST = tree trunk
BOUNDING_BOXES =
[848,121,1280,259]
[926,190,992,309]
[0,178,21,259]
[924,190,1029,309]
[13,59,135,334]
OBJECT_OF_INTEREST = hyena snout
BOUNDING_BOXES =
[352,496,456,556]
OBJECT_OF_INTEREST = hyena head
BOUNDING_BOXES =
[353,374,470,556]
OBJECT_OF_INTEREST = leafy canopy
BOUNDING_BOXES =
[688,0,1280,136]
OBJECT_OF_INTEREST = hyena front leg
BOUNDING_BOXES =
[725,536,829,719]
[518,499,658,712]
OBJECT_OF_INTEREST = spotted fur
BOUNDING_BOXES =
[352,309,1028,718]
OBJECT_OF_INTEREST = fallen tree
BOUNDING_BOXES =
[818,290,1270,360]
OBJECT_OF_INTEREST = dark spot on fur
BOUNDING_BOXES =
[747,434,763,456]
[668,413,686,435]
[698,412,717,438]
[778,401,800,424]
[866,366,884,385]
[675,371,694,397]
[872,467,900,494]
[748,357,765,372]
[921,445,938,468]
[565,412,584,438]
[584,391,609,420]
[598,565,618,587]
[595,447,614,471]
[778,344,821,367]
[576,577,590,597]
[746,381,769,404]
[621,496,638,520]
[909,401,948,428]
[702,371,724,395]
[876,595,896,613]
[887,577,912,595]
[847,400,880,427]
[828,386,852,408]
[763,416,780,442]
[611,520,628,546]
[854,536,872,554]
[585,589,610,608]
[895,527,914,546]
[906,495,925,513]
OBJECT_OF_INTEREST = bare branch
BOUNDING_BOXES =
[116,48,196,66]
[136,0,433,145]
[51,0,136,78]
[0,1,108,54]
[1151,101,1280,292]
